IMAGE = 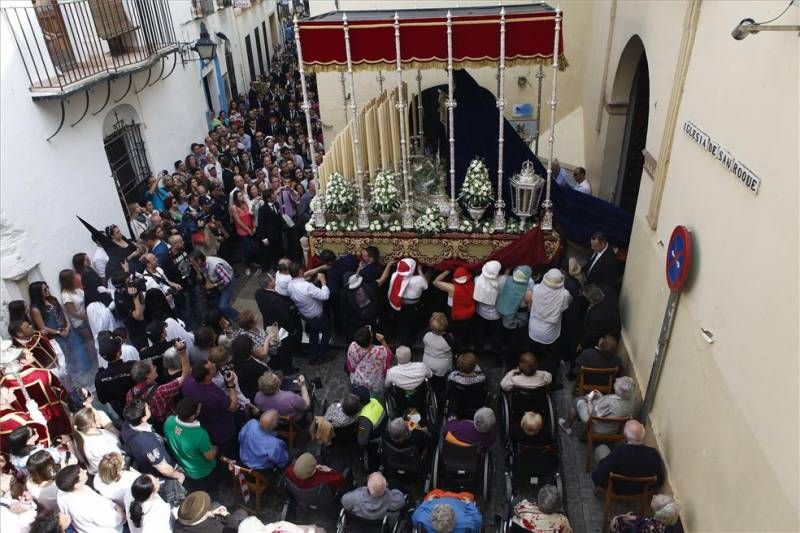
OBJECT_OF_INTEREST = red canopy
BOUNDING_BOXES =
[297,4,566,73]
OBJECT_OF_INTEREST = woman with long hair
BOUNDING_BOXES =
[71,407,123,475]
[231,189,256,275]
[25,449,62,511]
[104,224,144,277]
[125,474,173,532]
[7,300,30,323]
[28,281,72,382]
[59,270,97,377]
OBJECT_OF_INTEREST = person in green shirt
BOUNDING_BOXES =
[163,397,220,494]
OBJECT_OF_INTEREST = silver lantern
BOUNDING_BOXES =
[510,161,545,229]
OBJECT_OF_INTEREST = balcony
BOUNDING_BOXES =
[2,0,178,100]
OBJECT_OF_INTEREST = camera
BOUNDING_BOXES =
[220,362,235,379]
[130,277,147,293]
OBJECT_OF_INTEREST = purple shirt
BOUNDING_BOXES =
[254,390,307,420]
[181,376,236,445]
[445,419,496,450]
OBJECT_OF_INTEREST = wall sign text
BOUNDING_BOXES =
[683,120,760,195]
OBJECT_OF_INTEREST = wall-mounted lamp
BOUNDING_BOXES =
[731,2,800,40]
[179,23,217,65]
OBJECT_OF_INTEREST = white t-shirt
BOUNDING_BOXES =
[527,283,572,345]
[92,247,109,279]
[389,274,429,302]
[27,479,59,511]
[57,486,125,533]
[574,179,592,194]
[80,430,123,475]
[276,272,292,296]
[123,490,173,533]
[93,469,140,506]
[422,332,453,377]
[61,289,86,327]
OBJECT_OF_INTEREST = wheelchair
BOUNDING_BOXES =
[431,430,493,504]
[498,386,562,502]
[385,379,439,429]
[444,379,490,420]
[335,503,413,533]
[379,435,431,482]
[282,476,340,520]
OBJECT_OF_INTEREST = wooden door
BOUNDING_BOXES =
[33,0,76,72]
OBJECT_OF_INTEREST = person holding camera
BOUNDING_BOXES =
[110,271,147,350]
[141,253,182,307]
[125,340,190,433]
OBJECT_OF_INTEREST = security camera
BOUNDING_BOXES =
[731,18,758,40]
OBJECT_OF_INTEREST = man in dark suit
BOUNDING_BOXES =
[256,188,285,271]
[580,284,621,351]
[583,231,620,288]
[255,272,301,373]
[592,420,664,494]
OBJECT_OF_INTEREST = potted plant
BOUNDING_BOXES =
[324,172,356,221]
[371,170,401,221]
[458,158,494,222]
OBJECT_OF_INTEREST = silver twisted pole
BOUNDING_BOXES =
[394,12,414,229]
[493,7,507,232]
[343,13,369,229]
[541,7,561,232]
[416,70,424,153]
[534,65,545,156]
[446,10,459,229]
[293,15,324,228]
[340,72,349,124]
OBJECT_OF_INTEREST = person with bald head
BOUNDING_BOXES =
[341,471,406,521]
[591,419,664,494]
[238,409,289,473]
[385,345,432,391]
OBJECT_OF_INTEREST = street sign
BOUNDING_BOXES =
[666,225,692,292]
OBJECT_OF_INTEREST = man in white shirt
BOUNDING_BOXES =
[275,257,293,296]
[56,464,125,533]
[385,346,432,391]
[572,167,592,195]
[287,262,331,364]
[552,159,576,188]
[92,243,109,281]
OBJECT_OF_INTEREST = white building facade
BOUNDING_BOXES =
[0,0,282,322]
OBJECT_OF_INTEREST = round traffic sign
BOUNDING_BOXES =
[666,225,692,292]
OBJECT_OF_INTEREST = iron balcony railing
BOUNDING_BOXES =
[3,0,178,97]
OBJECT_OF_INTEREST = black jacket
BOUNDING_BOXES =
[256,202,286,243]
[581,291,621,348]
[255,289,300,335]
[591,444,664,494]
[584,248,620,288]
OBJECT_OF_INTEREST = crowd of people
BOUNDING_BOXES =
[0,29,679,533]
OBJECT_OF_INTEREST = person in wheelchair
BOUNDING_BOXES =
[412,489,483,533]
[351,386,388,446]
[447,352,486,386]
[510,484,572,533]
[516,411,545,445]
[444,407,496,451]
[385,417,430,457]
[500,352,552,392]
[341,471,406,521]
[385,345,432,391]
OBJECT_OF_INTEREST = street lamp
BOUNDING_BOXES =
[180,23,217,65]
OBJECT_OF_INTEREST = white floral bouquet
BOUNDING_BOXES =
[368,219,403,232]
[324,172,356,215]
[458,158,494,208]
[414,207,447,236]
[504,218,525,234]
[324,220,342,232]
[371,171,401,214]
[458,219,476,233]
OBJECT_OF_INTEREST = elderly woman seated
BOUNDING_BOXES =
[610,494,680,533]
[447,352,486,386]
[324,393,361,429]
[443,407,496,451]
[385,417,430,455]
[341,471,406,521]
[284,452,349,496]
[411,489,483,533]
[500,352,552,392]
[557,376,636,435]
[515,411,545,445]
[254,371,311,422]
[510,484,572,533]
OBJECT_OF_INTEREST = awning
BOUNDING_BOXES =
[297,4,566,73]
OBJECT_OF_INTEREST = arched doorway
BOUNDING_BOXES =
[601,36,649,213]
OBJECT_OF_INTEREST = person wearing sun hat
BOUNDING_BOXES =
[526,268,572,389]
[433,267,476,351]
[387,258,428,347]
[174,490,246,532]
[496,265,533,367]
[472,260,504,359]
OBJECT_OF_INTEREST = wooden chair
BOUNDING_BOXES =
[585,415,631,471]
[227,460,269,513]
[577,366,619,396]
[602,472,658,532]
[276,415,297,449]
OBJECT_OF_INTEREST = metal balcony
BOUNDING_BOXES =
[3,0,178,100]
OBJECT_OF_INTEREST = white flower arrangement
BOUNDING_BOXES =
[458,219,476,233]
[414,207,447,236]
[343,220,359,232]
[371,171,401,214]
[305,221,315,233]
[324,220,342,232]
[324,172,356,215]
[458,158,494,209]
[504,218,524,234]
[309,194,323,214]
[388,220,402,232]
